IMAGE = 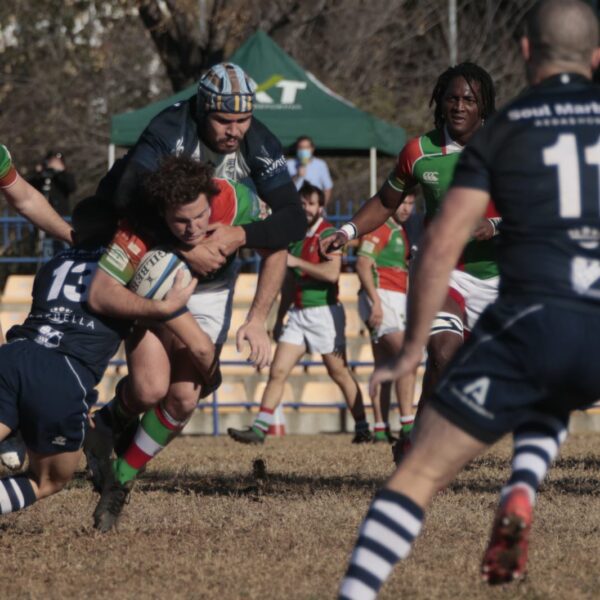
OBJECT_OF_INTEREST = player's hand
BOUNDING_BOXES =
[319,231,348,260]
[236,319,271,369]
[206,222,246,255]
[472,218,495,241]
[286,253,299,268]
[162,270,198,315]
[368,345,422,399]
[368,300,384,330]
[179,240,227,277]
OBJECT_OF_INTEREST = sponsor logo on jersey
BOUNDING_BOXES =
[175,137,184,156]
[51,436,67,446]
[423,171,439,183]
[35,325,64,349]
[256,155,287,177]
[572,256,600,298]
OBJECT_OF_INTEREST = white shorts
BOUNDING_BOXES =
[279,304,346,355]
[187,286,233,345]
[358,289,407,340]
[449,269,499,331]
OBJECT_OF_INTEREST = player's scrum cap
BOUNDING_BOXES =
[197,63,256,114]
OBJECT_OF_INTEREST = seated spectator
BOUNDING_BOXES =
[287,136,333,205]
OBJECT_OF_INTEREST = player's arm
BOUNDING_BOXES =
[355,235,384,330]
[0,145,73,244]
[87,268,196,321]
[273,268,295,341]
[287,250,341,284]
[369,187,489,395]
[236,248,287,368]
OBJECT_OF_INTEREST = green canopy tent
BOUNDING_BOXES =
[109,31,407,195]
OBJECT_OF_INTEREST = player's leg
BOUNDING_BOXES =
[379,331,417,459]
[370,342,392,443]
[85,325,171,491]
[228,341,305,444]
[420,293,464,408]
[308,304,371,443]
[339,403,488,599]
[481,413,569,583]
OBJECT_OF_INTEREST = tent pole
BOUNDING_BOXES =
[108,144,115,169]
[369,147,377,197]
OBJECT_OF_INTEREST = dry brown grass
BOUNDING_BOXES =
[2,433,600,599]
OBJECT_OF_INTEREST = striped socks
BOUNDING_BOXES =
[0,475,36,515]
[114,403,188,485]
[400,415,414,435]
[251,408,275,440]
[373,422,388,442]
[501,415,568,505]
[339,489,424,600]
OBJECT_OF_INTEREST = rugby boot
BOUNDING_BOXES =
[227,426,265,445]
[85,406,139,493]
[392,431,412,465]
[93,467,134,533]
[481,487,532,584]
[351,428,373,444]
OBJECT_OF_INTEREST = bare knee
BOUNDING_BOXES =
[164,387,199,421]
[127,372,169,410]
[428,333,462,373]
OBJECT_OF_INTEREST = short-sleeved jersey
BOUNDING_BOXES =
[387,128,499,280]
[98,177,262,288]
[452,73,600,309]
[7,246,129,382]
[289,217,338,308]
[357,218,409,292]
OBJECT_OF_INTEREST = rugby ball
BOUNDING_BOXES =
[128,248,192,300]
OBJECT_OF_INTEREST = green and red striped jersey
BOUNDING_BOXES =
[387,128,499,280]
[289,217,338,308]
[357,218,409,292]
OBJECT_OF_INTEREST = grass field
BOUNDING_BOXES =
[2,432,600,599]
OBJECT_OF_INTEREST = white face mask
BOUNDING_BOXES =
[297,148,313,163]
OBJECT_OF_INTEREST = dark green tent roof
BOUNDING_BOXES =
[111,31,406,155]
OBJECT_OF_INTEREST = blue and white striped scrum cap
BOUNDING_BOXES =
[197,63,257,114]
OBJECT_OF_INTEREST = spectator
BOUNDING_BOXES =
[29,150,76,257]
[29,150,76,216]
[287,136,333,205]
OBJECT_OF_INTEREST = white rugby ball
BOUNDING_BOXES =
[128,248,192,300]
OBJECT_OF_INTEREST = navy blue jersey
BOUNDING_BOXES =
[97,97,304,249]
[7,246,130,382]
[453,73,600,309]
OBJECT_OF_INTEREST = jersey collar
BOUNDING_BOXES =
[442,126,464,155]
[535,72,590,89]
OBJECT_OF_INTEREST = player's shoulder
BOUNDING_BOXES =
[245,117,283,155]
[399,129,441,161]
[144,97,195,140]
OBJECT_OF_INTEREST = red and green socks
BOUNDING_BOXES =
[113,403,188,485]
[251,407,275,440]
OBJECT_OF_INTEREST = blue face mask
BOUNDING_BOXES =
[297,148,313,164]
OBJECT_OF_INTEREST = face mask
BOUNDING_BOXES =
[297,148,313,164]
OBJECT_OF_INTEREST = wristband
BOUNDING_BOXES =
[488,217,502,236]
[339,222,358,241]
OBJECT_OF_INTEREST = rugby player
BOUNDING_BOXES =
[227,183,371,445]
[0,196,195,518]
[355,193,416,444]
[321,62,499,453]
[0,144,74,469]
[338,1,600,596]
[89,157,273,531]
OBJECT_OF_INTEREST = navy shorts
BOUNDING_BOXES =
[0,339,96,454]
[431,298,600,444]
